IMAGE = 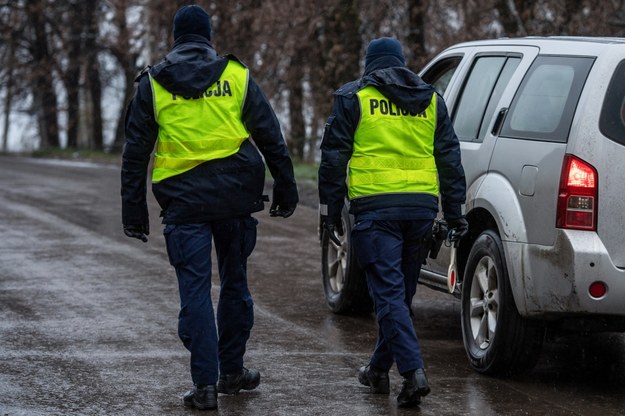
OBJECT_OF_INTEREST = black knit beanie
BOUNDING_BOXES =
[173,5,212,41]
[365,37,405,68]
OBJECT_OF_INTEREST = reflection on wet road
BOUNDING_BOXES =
[1,155,625,415]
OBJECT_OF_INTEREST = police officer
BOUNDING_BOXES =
[121,5,298,411]
[318,37,467,408]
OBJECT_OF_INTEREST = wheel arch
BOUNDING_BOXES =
[460,173,529,312]
[457,207,497,286]
[471,172,529,244]
[460,206,529,317]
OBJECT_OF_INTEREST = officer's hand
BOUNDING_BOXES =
[123,223,149,243]
[447,217,468,243]
[322,218,344,246]
[270,202,296,218]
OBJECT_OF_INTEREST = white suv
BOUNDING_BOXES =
[320,37,625,376]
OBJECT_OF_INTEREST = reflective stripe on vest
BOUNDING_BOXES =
[150,60,250,182]
[349,86,438,199]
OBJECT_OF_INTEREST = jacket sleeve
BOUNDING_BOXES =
[433,94,466,221]
[121,74,158,226]
[318,92,359,222]
[242,75,299,205]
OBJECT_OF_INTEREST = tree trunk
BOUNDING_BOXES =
[110,65,136,153]
[1,36,16,152]
[87,60,104,151]
[28,1,59,148]
[82,0,104,151]
[307,0,362,161]
[287,48,306,161]
[61,1,84,149]
[407,0,428,68]
[496,0,527,35]
[2,80,12,152]
[108,0,140,153]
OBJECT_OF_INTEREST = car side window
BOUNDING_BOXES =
[452,55,521,142]
[501,56,594,142]
[477,57,520,140]
[421,56,462,96]
[599,59,625,147]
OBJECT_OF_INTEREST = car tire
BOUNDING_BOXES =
[460,229,544,376]
[321,206,373,315]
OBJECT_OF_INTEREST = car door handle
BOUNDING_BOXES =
[491,107,508,136]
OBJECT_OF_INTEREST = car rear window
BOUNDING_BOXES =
[500,56,594,142]
[599,59,625,146]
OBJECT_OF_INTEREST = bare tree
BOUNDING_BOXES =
[406,0,429,68]
[4,0,625,156]
[303,0,362,160]
[496,0,527,35]
[82,0,105,151]
[607,0,625,35]
[105,0,147,152]
[47,0,85,149]
[143,0,187,63]
[0,2,20,151]
[25,0,60,149]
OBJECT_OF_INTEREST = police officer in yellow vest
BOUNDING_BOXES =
[318,37,467,408]
[121,5,298,411]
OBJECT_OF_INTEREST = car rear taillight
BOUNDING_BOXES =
[556,154,598,231]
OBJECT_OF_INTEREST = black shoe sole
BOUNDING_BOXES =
[217,378,260,394]
[183,389,218,410]
[358,367,390,394]
[183,396,217,410]
[397,395,421,408]
[193,401,217,411]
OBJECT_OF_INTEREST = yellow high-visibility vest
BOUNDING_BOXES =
[150,60,250,182]
[349,86,438,199]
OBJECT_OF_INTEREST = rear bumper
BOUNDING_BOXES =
[505,229,625,322]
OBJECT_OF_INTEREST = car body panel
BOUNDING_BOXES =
[420,45,539,276]
[507,230,625,317]
[565,50,625,268]
[417,37,625,323]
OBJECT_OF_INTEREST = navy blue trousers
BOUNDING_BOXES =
[163,217,257,385]
[351,218,433,375]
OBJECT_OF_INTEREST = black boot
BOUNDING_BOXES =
[397,368,430,408]
[183,384,217,410]
[217,367,261,394]
[358,365,390,394]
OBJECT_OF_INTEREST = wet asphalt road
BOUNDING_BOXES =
[2,155,625,416]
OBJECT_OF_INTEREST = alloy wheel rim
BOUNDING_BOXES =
[327,230,348,294]
[468,256,500,350]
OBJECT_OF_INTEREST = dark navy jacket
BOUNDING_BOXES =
[318,63,466,222]
[121,35,298,225]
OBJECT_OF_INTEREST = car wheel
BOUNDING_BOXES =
[321,206,373,315]
[461,229,544,376]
